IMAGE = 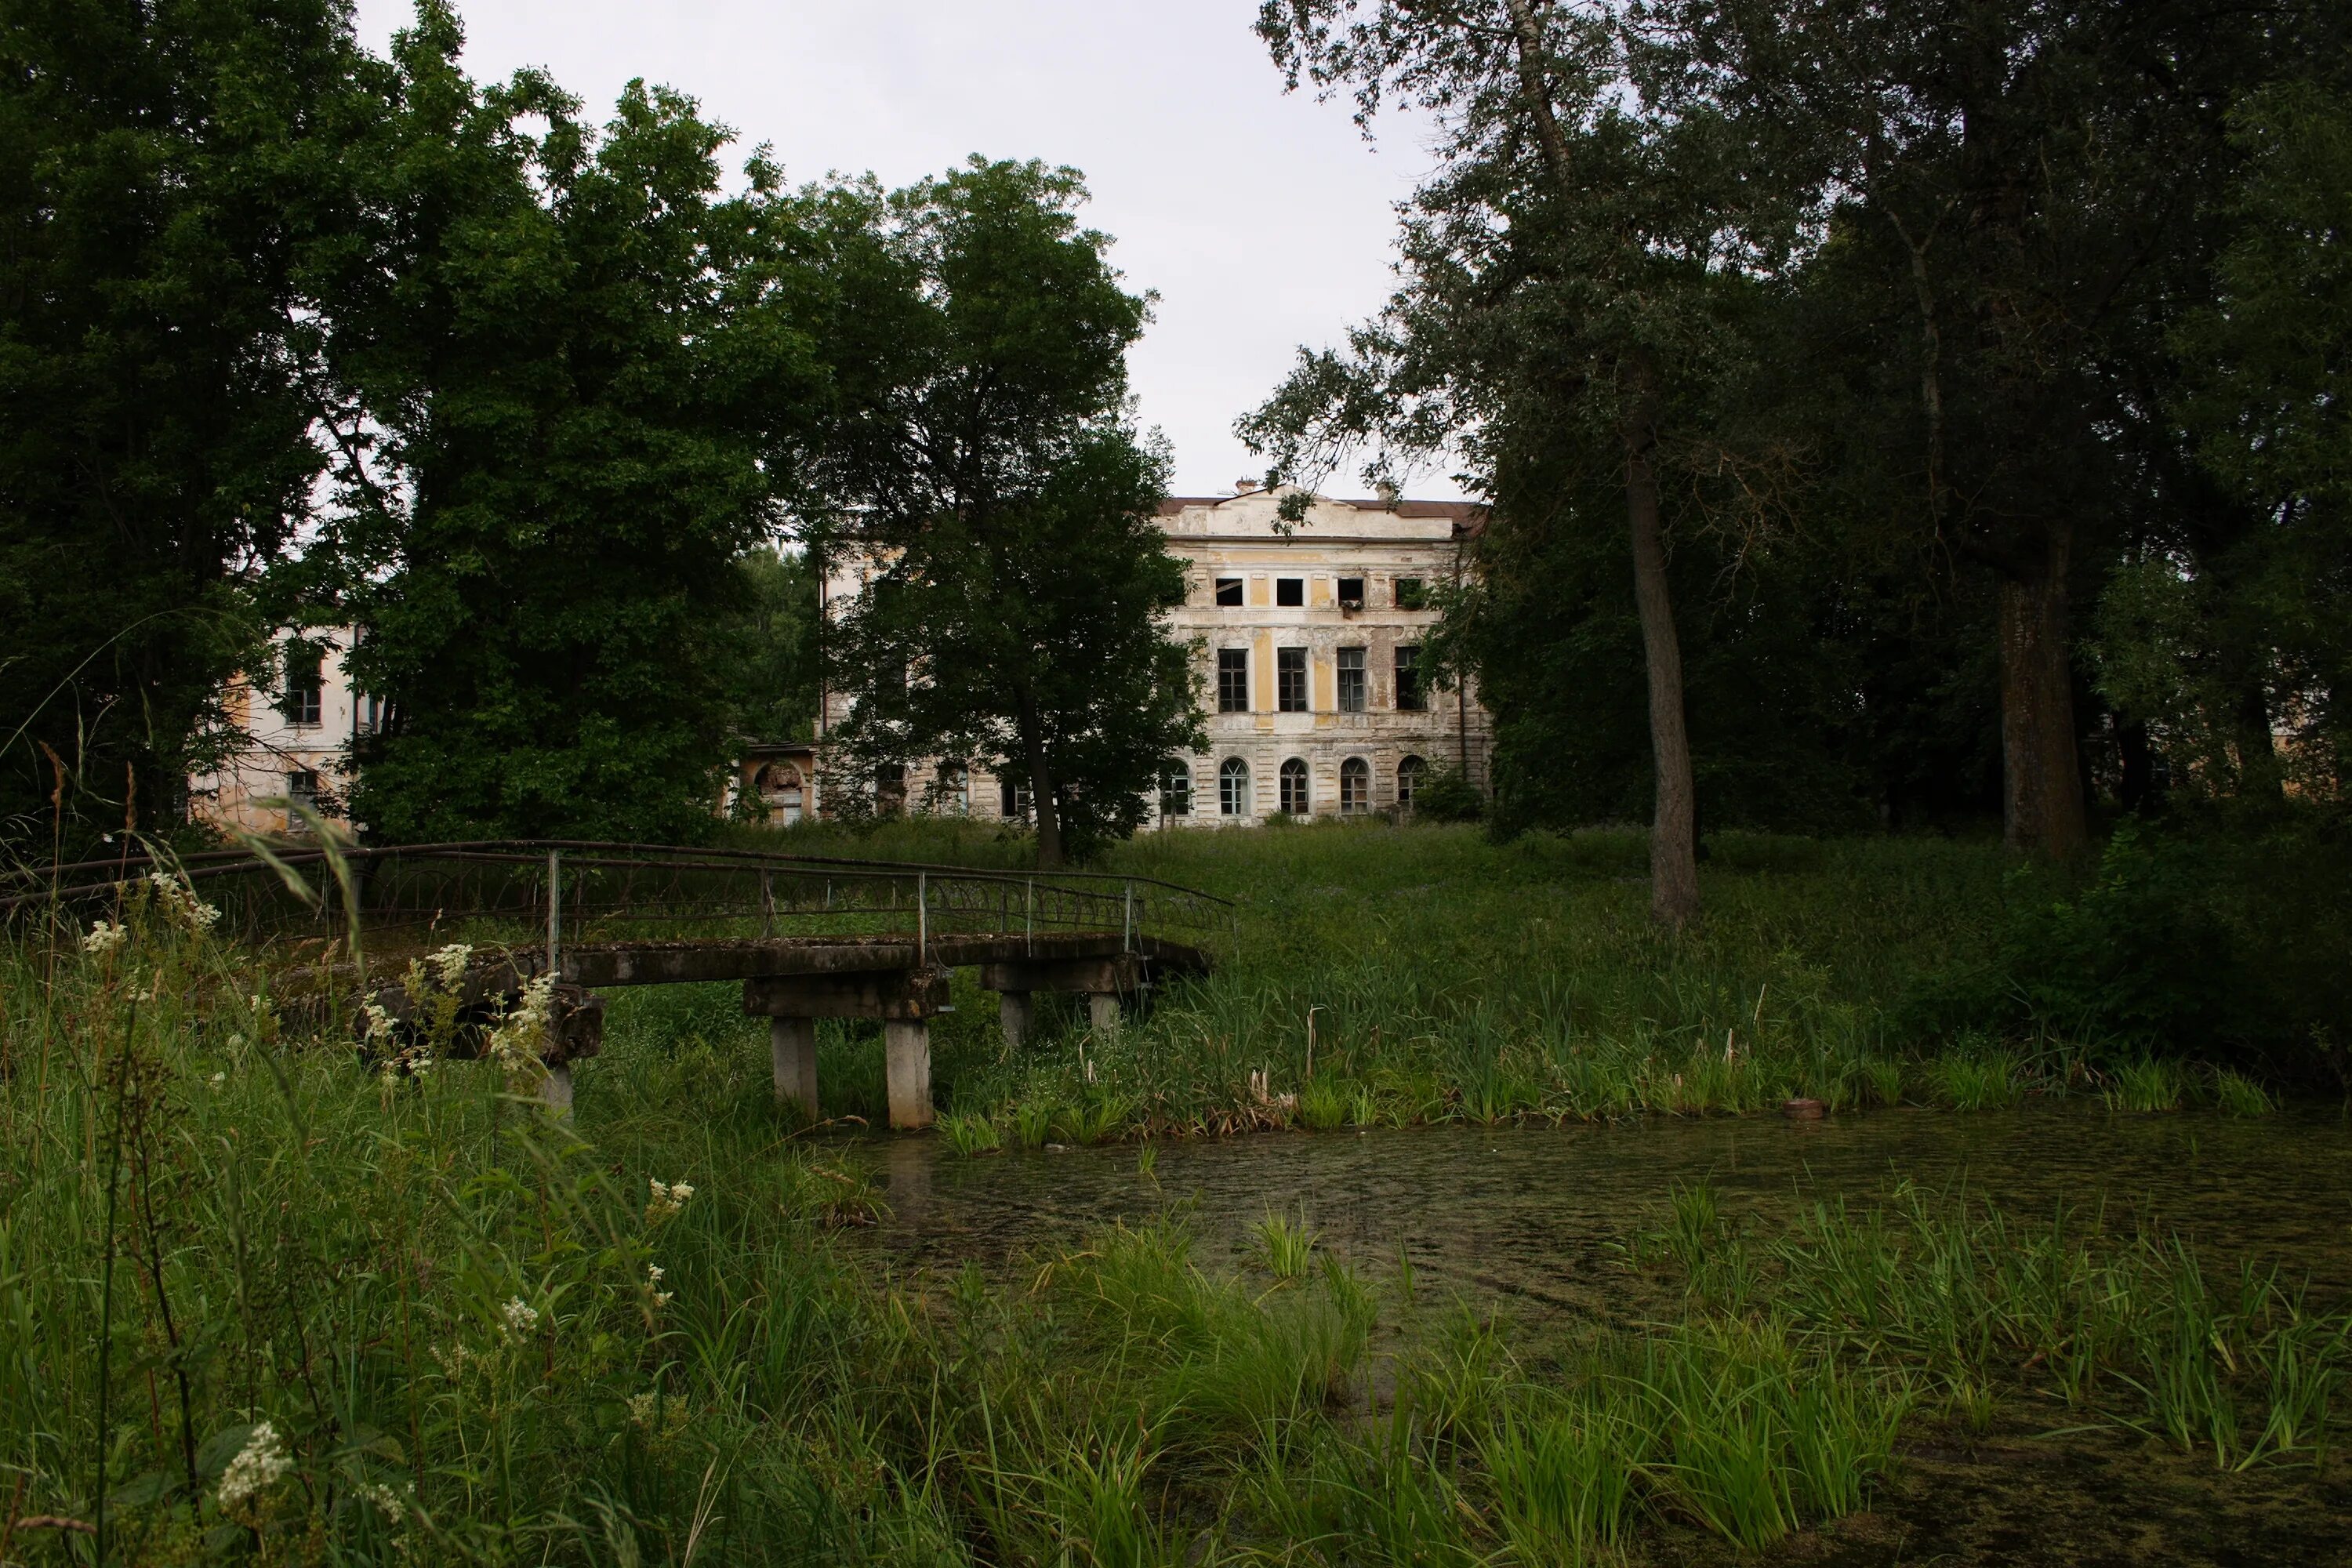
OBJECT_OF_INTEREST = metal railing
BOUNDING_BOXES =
[5,840,1235,970]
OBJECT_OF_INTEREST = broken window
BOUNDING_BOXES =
[1217,648,1250,713]
[286,768,318,809]
[1399,755,1427,809]
[281,644,323,728]
[1340,757,1370,815]
[1394,577,1427,611]
[1218,757,1250,815]
[1395,644,1425,710]
[1336,646,1367,713]
[1276,577,1304,607]
[875,763,906,815]
[1279,757,1310,815]
[1338,577,1364,609]
[1161,764,1192,816]
[1000,778,1032,820]
[1276,647,1308,711]
[1214,577,1244,606]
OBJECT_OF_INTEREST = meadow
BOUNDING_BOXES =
[1,825,2339,1565]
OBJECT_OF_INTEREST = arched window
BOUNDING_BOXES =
[1398,755,1427,811]
[933,761,970,815]
[1340,757,1370,815]
[1218,757,1250,816]
[1279,757,1310,816]
[1160,764,1192,818]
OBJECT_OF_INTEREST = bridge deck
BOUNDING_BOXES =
[539,929,1210,989]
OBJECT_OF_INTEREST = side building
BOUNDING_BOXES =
[189,628,377,835]
[796,485,1492,828]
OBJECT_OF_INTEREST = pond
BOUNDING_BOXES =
[848,1105,2352,1567]
[861,1105,2352,1314]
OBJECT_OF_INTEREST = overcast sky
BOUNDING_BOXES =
[349,0,1464,501]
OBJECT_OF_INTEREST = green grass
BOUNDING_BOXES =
[4,834,2341,1563]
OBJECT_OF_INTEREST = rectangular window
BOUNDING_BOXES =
[1214,577,1244,606]
[1277,647,1308,712]
[1338,577,1365,608]
[1276,577,1304,607]
[1396,644,1425,710]
[1395,577,1427,611]
[1217,648,1250,713]
[1160,766,1192,816]
[1337,647,1367,713]
[281,645,323,728]
[1000,779,1032,819]
[286,768,318,806]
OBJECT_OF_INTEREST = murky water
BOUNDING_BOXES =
[848,1107,2352,1566]
[860,1106,2352,1315]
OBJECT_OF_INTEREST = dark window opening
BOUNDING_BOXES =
[1219,757,1250,815]
[1340,757,1370,815]
[1395,644,1424,711]
[1338,577,1364,609]
[1399,755,1427,808]
[282,645,324,728]
[1279,757,1311,815]
[876,763,906,815]
[1275,577,1304,608]
[1161,765,1192,816]
[1214,577,1244,606]
[1337,647,1367,713]
[1217,648,1250,713]
[1001,778,1032,820]
[286,768,318,807]
[1277,647,1308,712]
[1394,577,1427,611]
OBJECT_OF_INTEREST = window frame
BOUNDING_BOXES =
[1160,764,1192,817]
[1399,755,1426,809]
[1276,646,1308,713]
[1218,757,1251,816]
[1336,646,1367,713]
[1339,757,1370,815]
[1394,577,1427,611]
[1337,576,1365,608]
[1216,647,1250,713]
[1395,644,1425,711]
[1214,577,1244,607]
[1275,577,1305,608]
[1278,757,1311,816]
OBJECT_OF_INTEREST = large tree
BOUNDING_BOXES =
[308,5,829,842]
[0,0,371,853]
[1248,1,1798,926]
[1646,0,2344,855]
[813,159,1201,866]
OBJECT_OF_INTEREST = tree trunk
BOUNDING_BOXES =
[1014,690,1064,868]
[2232,671,2284,804]
[1996,525,2089,860]
[1622,354,1700,930]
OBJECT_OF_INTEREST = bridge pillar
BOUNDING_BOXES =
[998,989,1034,1052]
[1088,992,1122,1036]
[541,1063,574,1116]
[884,1019,934,1131]
[771,1017,819,1117]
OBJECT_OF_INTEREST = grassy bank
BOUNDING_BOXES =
[2,887,2345,1563]
[672,821,2281,1142]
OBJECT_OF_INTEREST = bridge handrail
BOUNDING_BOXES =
[2,837,1232,917]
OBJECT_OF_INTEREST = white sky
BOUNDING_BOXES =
[350,0,1465,501]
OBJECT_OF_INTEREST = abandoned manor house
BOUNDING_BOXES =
[742,485,1494,829]
[192,487,1492,836]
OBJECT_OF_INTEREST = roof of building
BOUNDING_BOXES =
[1154,494,1483,524]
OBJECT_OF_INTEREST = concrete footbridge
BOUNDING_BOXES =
[13,840,1229,1128]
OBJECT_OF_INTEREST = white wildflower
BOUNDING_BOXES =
[363,1000,399,1042]
[430,942,474,991]
[217,1420,292,1508]
[644,1178,695,1225]
[486,972,555,1072]
[209,1072,226,1089]
[147,870,220,933]
[82,920,128,955]
[357,1480,408,1525]
[627,1391,660,1428]
[647,1263,672,1309]
[500,1296,539,1338]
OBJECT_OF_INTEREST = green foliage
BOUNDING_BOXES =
[817,159,1202,866]
[0,0,365,850]
[1409,762,1486,823]
[712,547,821,747]
[330,20,824,843]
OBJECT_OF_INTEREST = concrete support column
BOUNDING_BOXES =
[770,1016,818,1117]
[999,989,1034,1052]
[884,1019,934,1130]
[1087,992,1121,1036]
[540,1063,574,1116]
